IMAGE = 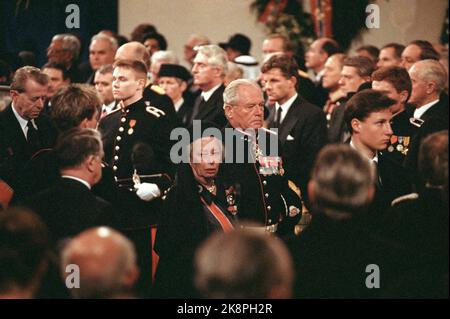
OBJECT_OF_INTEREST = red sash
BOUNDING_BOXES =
[200,196,234,233]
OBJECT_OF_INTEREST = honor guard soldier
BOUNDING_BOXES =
[98,59,175,297]
[220,79,302,237]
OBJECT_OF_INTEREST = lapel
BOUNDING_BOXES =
[195,85,224,120]
[421,99,448,122]
[2,104,28,148]
[278,96,302,143]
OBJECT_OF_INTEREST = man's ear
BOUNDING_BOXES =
[351,118,361,134]
[289,76,297,88]
[10,90,20,100]
[426,81,437,94]
[86,155,96,173]
[223,104,233,119]
[399,90,409,104]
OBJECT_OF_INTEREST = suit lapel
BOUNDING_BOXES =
[195,85,224,120]
[3,105,28,147]
[278,96,302,143]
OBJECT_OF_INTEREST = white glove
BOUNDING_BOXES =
[135,183,161,201]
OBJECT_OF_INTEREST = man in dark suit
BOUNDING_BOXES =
[344,89,412,217]
[189,44,228,127]
[404,59,449,175]
[25,128,115,244]
[0,66,56,190]
[261,54,327,205]
[287,144,411,298]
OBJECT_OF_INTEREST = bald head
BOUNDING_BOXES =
[115,42,151,70]
[61,227,139,298]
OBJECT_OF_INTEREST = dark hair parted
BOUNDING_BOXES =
[42,62,70,81]
[261,54,298,79]
[343,56,374,77]
[372,66,412,99]
[50,84,101,132]
[344,89,396,134]
[55,128,103,170]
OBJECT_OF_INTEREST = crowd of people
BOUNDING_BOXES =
[0,24,448,299]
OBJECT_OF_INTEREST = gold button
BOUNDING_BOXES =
[113,166,118,171]
[263,180,267,185]
[115,146,120,151]
[268,219,272,223]
[265,193,269,198]
[121,117,126,123]
[114,156,119,161]
[116,136,121,141]
[267,206,271,211]
[119,127,124,132]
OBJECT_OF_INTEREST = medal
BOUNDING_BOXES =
[404,136,410,147]
[397,144,404,152]
[128,128,134,135]
[129,119,136,128]
[387,145,394,152]
[390,135,398,144]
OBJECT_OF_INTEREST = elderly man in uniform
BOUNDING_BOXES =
[221,79,302,237]
[98,59,175,297]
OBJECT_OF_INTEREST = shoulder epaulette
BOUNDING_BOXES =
[150,84,166,95]
[391,193,419,206]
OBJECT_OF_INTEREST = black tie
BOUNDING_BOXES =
[191,96,206,120]
[26,120,41,153]
[275,107,283,128]
[373,161,382,189]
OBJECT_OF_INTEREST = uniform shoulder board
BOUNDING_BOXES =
[144,101,166,118]
[260,127,278,136]
[391,193,419,206]
[298,70,312,80]
[150,84,166,95]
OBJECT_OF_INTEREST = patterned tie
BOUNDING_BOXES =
[26,120,41,153]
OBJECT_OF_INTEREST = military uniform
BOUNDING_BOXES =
[384,106,418,165]
[219,127,302,237]
[143,84,179,127]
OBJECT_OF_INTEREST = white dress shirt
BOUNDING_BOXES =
[275,93,298,125]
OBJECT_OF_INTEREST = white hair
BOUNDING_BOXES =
[91,33,118,52]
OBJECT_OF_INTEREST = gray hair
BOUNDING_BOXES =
[311,144,375,217]
[91,33,118,52]
[196,44,228,77]
[223,79,260,105]
[412,59,447,94]
[52,34,81,61]
[151,50,179,65]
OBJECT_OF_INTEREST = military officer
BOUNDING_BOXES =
[220,79,302,237]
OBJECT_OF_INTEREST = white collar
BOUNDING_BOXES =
[201,83,222,102]
[174,98,184,113]
[315,69,325,83]
[61,175,91,189]
[11,102,29,131]
[413,99,439,119]
[102,101,116,113]
[350,139,378,164]
[275,93,298,124]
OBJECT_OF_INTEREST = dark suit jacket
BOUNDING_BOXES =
[0,105,56,188]
[190,84,227,127]
[404,97,449,176]
[24,177,116,244]
[268,95,328,203]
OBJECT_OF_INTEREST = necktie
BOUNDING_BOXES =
[192,95,206,120]
[26,120,41,153]
[275,107,283,128]
[372,160,382,189]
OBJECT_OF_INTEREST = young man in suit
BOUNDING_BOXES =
[0,66,57,191]
[344,89,412,217]
[261,54,327,206]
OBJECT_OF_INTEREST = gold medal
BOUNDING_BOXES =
[396,144,404,152]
